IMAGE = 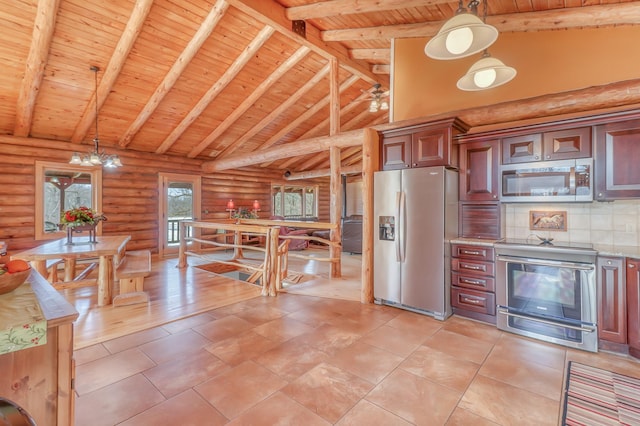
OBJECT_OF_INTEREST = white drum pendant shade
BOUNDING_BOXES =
[425,13,498,60]
[456,55,517,91]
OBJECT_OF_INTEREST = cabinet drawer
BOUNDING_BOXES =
[452,287,496,315]
[452,244,494,261]
[451,258,494,276]
[452,272,495,292]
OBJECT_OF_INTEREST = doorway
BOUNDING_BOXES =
[158,173,201,257]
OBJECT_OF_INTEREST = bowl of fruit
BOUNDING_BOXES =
[0,259,31,295]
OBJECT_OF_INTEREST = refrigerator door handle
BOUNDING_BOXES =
[398,191,406,262]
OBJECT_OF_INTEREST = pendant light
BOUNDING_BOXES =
[457,0,516,91]
[424,0,497,60]
[457,50,516,91]
[70,66,122,168]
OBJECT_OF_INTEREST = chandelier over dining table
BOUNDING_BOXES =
[69,66,122,168]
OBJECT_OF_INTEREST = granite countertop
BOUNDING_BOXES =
[450,238,502,247]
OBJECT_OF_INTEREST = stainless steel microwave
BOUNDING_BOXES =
[500,158,592,203]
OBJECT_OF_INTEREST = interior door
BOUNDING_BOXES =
[159,173,201,257]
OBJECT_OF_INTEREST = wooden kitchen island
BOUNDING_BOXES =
[0,269,78,425]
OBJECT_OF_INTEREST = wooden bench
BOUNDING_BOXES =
[113,250,151,306]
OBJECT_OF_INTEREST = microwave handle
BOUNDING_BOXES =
[569,165,576,195]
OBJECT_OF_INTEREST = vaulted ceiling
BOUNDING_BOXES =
[1,0,637,174]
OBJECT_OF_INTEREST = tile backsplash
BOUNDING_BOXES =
[503,200,640,246]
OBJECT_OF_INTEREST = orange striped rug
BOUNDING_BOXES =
[562,362,640,425]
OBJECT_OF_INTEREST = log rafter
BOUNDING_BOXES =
[192,46,311,158]
[118,0,230,147]
[322,3,640,42]
[286,0,449,20]
[14,0,60,137]
[155,25,275,155]
[71,0,154,144]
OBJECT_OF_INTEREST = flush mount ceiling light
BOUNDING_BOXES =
[457,50,516,91]
[424,0,498,60]
[70,66,122,168]
[368,83,389,113]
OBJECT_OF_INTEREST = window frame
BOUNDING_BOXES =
[35,161,103,241]
[272,184,318,219]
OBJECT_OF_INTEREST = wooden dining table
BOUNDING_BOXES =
[12,235,131,306]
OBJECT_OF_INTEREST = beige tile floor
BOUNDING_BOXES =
[73,253,640,425]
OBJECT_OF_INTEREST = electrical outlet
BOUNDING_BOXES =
[626,223,636,233]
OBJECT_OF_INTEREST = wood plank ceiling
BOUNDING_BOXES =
[1,0,637,174]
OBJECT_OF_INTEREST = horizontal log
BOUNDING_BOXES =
[202,128,364,171]
[285,164,361,180]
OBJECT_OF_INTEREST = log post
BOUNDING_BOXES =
[361,127,379,303]
[329,58,342,278]
[178,221,187,268]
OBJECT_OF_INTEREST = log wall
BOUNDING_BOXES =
[0,137,330,255]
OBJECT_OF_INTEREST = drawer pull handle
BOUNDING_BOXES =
[461,296,484,305]
[461,250,481,256]
[462,264,483,271]
[461,278,484,286]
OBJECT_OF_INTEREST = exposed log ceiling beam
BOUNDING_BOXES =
[192,45,311,158]
[286,0,445,20]
[285,164,362,180]
[210,79,640,172]
[322,3,640,42]
[298,151,327,170]
[254,74,360,152]
[71,0,154,144]
[202,128,364,172]
[14,0,60,137]
[227,0,385,86]
[155,25,275,154]
[350,49,390,61]
[214,61,330,159]
[119,0,229,147]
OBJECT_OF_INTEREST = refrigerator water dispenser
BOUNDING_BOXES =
[378,216,395,241]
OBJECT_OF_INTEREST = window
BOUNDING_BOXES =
[35,161,102,240]
[272,185,318,219]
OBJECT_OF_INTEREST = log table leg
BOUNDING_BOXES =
[97,255,114,306]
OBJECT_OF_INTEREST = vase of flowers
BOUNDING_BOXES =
[232,207,258,219]
[60,206,107,244]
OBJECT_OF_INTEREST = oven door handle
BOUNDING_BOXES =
[497,306,597,333]
[495,255,595,271]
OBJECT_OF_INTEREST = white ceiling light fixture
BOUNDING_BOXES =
[368,83,389,113]
[457,50,516,91]
[70,66,122,168]
[424,0,497,60]
[457,0,516,91]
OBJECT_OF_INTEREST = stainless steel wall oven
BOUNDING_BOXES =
[495,239,598,352]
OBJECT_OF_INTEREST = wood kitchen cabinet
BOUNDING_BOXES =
[594,119,640,200]
[597,255,627,346]
[380,117,469,170]
[459,139,499,201]
[451,243,496,324]
[627,258,640,358]
[501,127,591,164]
[0,270,78,425]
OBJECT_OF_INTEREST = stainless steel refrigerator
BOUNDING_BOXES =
[373,166,458,320]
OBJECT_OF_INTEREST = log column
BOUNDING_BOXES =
[329,58,342,278]
[361,127,379,303]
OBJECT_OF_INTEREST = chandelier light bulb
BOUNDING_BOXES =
[473,67,497,88]
[445,27,473,55]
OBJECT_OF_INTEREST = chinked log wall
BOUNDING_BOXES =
[0,136,329,254]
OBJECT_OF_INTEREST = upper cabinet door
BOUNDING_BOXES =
[595,119,640,200]
[411,127,452,168]
[543,127,592,161]
[501,133,542,164]
[381,134,411,170]
[459,139,499,201]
